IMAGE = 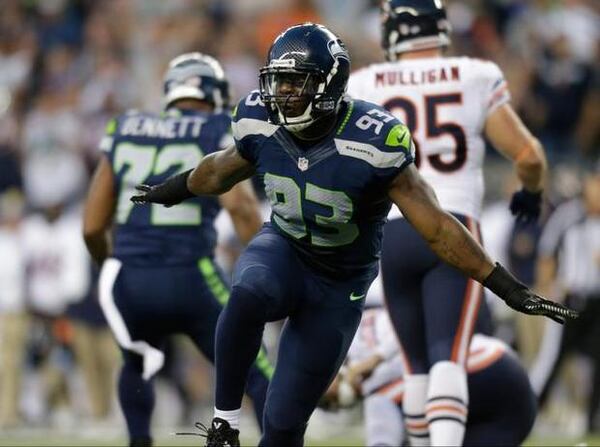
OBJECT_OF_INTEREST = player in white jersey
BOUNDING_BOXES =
[347,1,548,445]
[323,307,536,446]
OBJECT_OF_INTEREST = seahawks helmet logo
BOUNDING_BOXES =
[328,40,349,60]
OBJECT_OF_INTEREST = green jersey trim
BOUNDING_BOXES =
[336,99,355,136]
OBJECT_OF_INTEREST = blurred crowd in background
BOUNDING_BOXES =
[0,0,598,442]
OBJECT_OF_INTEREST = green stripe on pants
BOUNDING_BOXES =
[198,257,274,379]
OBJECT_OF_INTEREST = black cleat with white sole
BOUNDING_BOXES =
[204,418,240,447]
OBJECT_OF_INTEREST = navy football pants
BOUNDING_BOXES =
[465,351,537,446]
[214,226,376,447]
[101,257,271,443]
[368,349,537,446]
[381,216,493,373]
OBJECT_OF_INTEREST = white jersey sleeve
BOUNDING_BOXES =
[479,60,511,117]
[348,57,511,220]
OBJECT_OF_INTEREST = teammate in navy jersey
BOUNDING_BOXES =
[131,25,576,447]
[82,53,271,447]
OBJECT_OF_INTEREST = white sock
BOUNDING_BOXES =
[214,407,241,430]
[426,361,468,446]
[402,374,430,446]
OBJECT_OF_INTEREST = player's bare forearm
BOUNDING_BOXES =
[430,212,495,281]
[219,180,263,245]
[187,145,255,195]
[514,137,546,192]
[485,104,547,192]
[388,165,494,282]
[84,232,112,265]
[83,156,115,265]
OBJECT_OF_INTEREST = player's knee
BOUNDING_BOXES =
[260,411,306,447]
[233,264,285,303]
[224,286,268,324]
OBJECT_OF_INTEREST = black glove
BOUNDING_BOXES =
[509,188,542,223]
[130,169,195,207]
[483,263,579,324]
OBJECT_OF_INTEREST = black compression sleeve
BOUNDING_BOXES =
[151,169,195,205]
[482,263,527,300]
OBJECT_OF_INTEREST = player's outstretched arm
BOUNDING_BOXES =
[131,144,255,206]
[388,165,578,324]
[485,103,548,222]
[83,156,115,265]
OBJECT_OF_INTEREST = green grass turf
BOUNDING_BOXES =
[1,434,600,446]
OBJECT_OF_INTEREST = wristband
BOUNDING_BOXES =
[482,263,527,300]
[168,169,194,199]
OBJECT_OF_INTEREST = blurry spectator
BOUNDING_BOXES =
[504,0,599,163]
[254,0,321,56]
[530,162,600,434]
[0,126,22,194]
[0,189,27,428]
[23,202,89,337]
[34,0,85,52]
[21,87,86,209]
[540,0,599,65]
[481,173,524,341]
[0,1,37,114]
[574,68,600,160]
[22,200,90,427]
[66,267,118,424]
[526,34,595,162]
[217,19,262,100]
[78,52,134,168]
[481,169,554,364]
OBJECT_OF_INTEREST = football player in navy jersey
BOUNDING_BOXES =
[82,53,271,447]
[131,25,576,447]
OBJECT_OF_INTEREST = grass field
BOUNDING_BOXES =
[1,403,598,446]
[1,430,600,446]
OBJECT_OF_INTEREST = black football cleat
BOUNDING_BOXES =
[204,417,240,447]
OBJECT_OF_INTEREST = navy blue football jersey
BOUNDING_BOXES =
[100,108,232,266]
[231,91,414,277]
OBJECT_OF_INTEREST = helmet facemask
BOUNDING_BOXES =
[259,23,350,133]
[260,66,342,132]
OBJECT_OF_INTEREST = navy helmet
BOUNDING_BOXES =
[259,23,350,132]
[381,0,451,61]
[163,52,230,111]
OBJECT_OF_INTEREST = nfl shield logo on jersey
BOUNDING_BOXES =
[298,157,309,171]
